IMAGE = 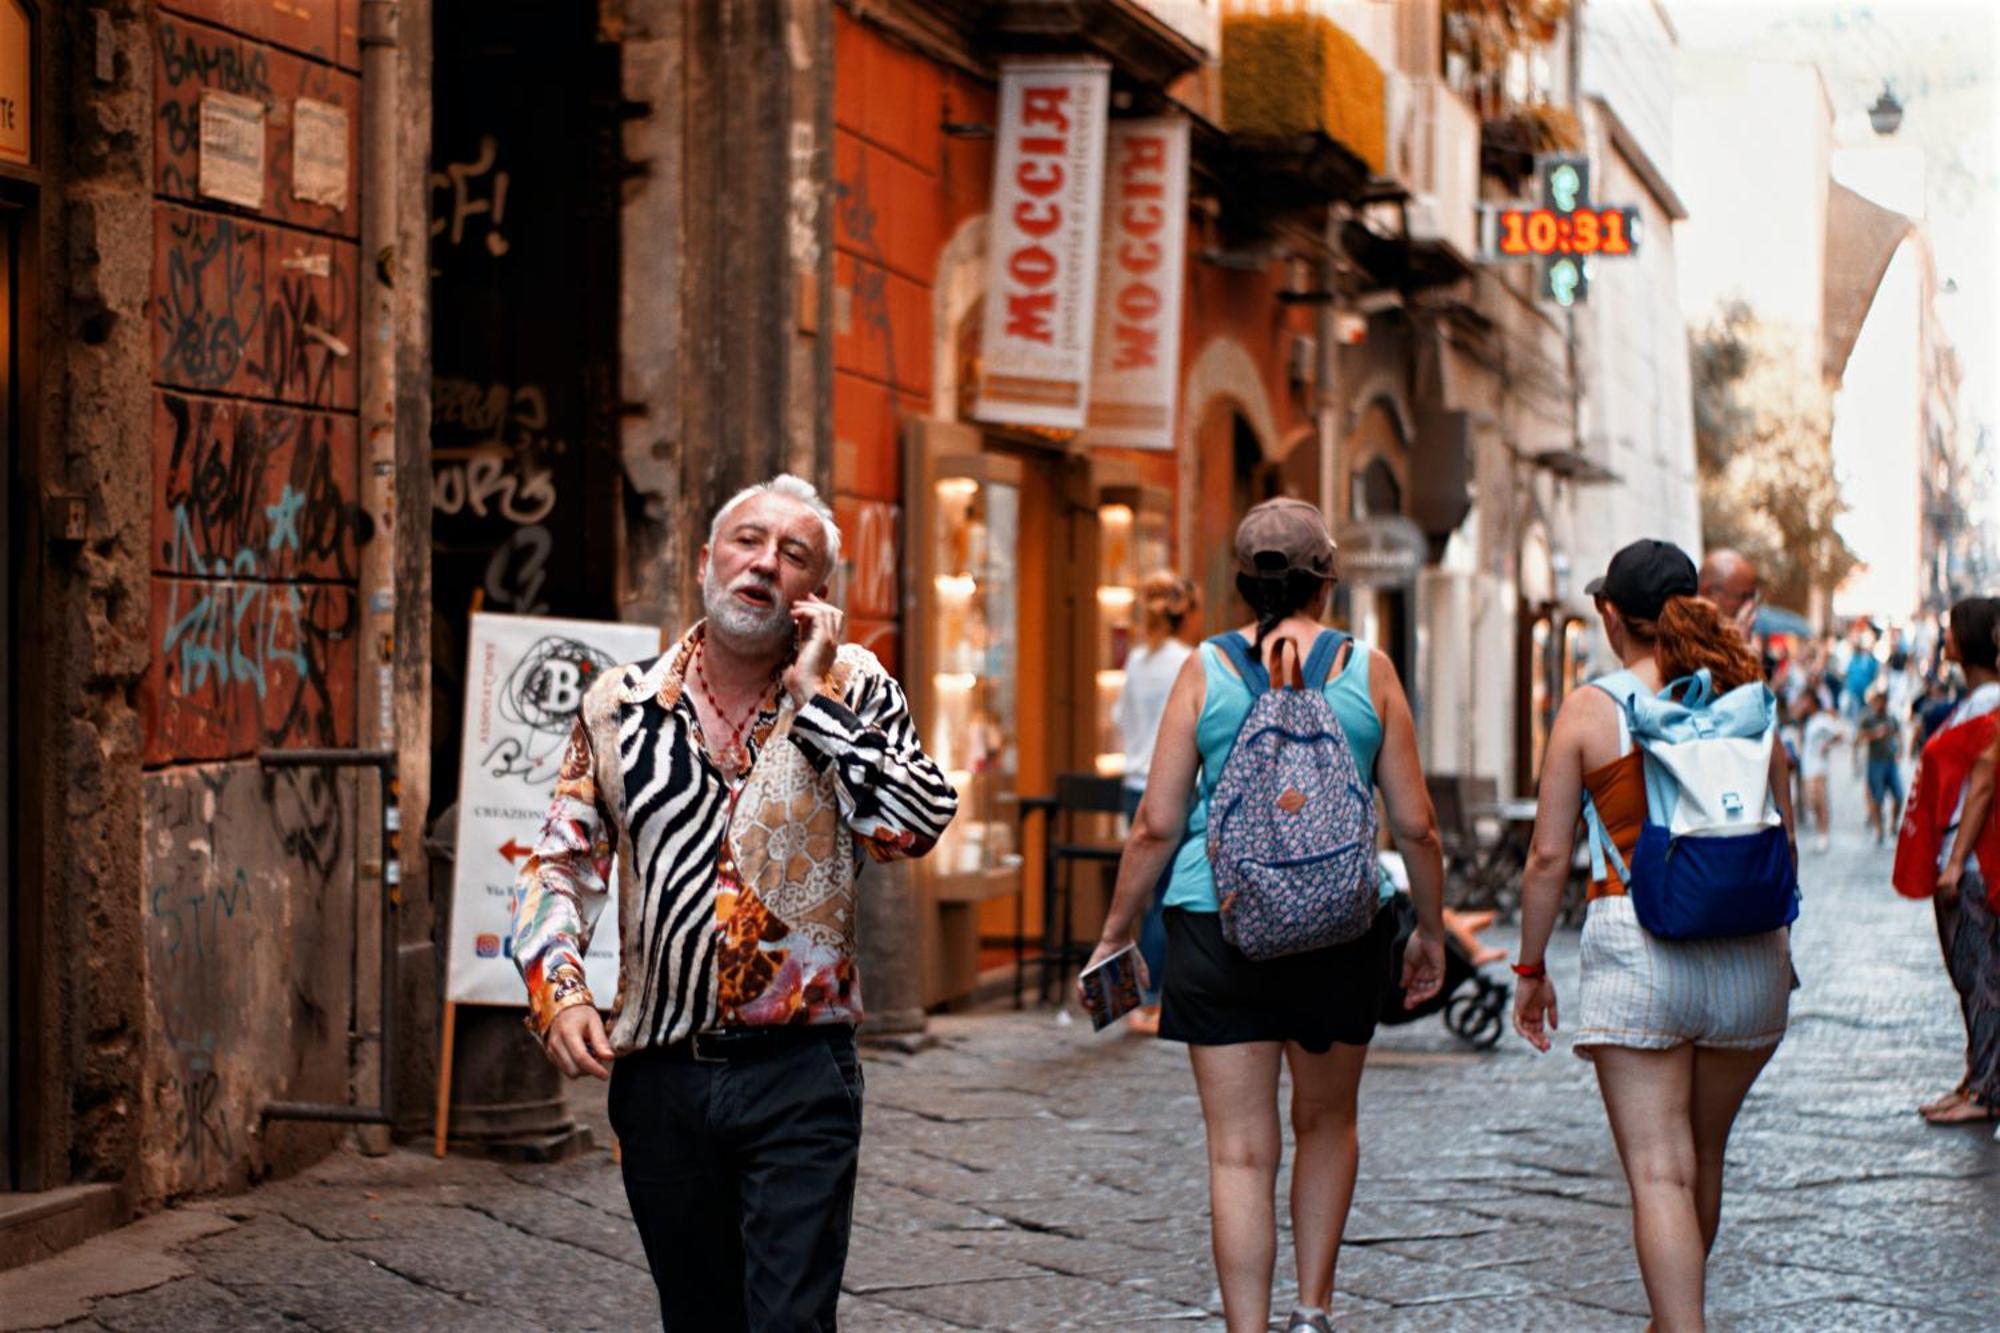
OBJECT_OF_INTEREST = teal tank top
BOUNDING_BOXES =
[1163,633,1382,913]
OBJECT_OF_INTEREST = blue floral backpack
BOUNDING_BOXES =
[1205,630,1379,960]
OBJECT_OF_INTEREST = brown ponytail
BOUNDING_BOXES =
[1645,595,1762,693]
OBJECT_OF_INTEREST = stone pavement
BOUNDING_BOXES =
[7,766,1997,1331]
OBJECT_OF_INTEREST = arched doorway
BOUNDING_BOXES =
[1194,399,1280,630]
[1342,401,1415,682]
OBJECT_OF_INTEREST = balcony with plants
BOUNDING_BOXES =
[1443,0,1580,187]
[1215,4,1389,211]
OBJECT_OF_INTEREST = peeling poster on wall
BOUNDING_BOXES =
[198,90,265,210]
[292,98,350,210]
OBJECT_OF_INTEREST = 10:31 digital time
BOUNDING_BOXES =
[1495,207,1638,257]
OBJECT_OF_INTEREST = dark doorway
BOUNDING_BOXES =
[1,192,16,1191]
[1,179,34,1192]
[428,0,624,824]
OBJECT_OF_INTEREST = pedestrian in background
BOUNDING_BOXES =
[1513,539,1794,1333]
[1894,596,2000,1126]
[1856,686,1905,846]
[1796,689,1847,854]
[1083,499,1446,1333]
[1113,570,1200,1034]
[1697,547,1760,638]
[1842,621,1881,721]
[511,475,957,1331]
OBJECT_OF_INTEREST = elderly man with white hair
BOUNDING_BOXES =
[510,474,957,1331]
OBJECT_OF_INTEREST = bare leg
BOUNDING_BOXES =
[1592,1046,1706,1332]
[1688,1045,1777,1252]
[1189,1042,1284,1333]
[1284,1041,1369,1310]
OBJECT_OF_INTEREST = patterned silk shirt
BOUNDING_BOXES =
[511,625,957,1050]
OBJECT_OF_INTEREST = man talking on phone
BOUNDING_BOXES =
[510,474,957,1331]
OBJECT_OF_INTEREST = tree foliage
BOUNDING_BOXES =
[1689,303,1858,613]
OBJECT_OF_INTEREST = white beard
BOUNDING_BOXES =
[703,566,793,650]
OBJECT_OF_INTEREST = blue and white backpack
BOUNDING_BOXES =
[1206,630,1380,960]
[1585,668,1799,939]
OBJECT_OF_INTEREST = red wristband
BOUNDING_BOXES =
[1510,960,1547,979]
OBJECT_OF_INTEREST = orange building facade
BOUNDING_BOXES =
[831,6,1336,1005]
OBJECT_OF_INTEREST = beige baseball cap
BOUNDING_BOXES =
[1234,498,1338,579]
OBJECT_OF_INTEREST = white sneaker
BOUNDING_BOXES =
[1287,1310,1334,1333]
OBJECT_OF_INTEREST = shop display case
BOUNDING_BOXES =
[904,424,1023,903]
[1091,482,1172,780]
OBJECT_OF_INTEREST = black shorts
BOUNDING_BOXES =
[1159,904,1396,1052]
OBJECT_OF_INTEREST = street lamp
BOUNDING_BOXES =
[1868,83,1903,136]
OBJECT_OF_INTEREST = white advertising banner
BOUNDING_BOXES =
[1084,116,1190,451]
[445,612,663,1006]
[973,57,1110,431]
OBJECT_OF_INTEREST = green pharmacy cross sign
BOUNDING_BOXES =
[1484,156,1643,306]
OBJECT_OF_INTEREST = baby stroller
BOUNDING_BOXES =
[1375,890,1511,1049]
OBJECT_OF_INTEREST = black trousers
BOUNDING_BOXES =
[608,1030,864,1332]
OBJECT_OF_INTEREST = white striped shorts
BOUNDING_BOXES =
[1571,894,1791,1057]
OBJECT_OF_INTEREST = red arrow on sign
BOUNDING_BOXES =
[498,838,532,866]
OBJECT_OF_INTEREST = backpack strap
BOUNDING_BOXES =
[1581,793,1631,887]
[1207,632,1269,696]
[1269,636,1305,691]
[1301,629,1352,691]
[1590,669,1645,757]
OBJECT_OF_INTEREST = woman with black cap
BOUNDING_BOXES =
[1082,498,1448,1333]
[1513,538,1796,1330]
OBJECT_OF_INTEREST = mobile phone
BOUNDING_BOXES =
[1078,944,1143,1032]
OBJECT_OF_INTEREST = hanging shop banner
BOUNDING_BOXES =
[1083,116,1190,450]
[445,612,663,1007]
[973,57,1111,432]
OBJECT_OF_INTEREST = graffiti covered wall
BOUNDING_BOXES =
[139,2,363,1195]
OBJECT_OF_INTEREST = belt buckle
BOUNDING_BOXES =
[689,1031,729,1065]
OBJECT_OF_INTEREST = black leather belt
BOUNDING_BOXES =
[657,1024,852,1066]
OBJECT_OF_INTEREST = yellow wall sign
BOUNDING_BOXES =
[0,0,30,166]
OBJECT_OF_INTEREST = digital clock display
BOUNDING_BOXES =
[1495,206,1640,258]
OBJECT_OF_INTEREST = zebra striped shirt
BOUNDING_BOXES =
[511,628,957,1050]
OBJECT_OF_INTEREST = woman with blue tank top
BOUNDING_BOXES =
[1082,499,1448,1333]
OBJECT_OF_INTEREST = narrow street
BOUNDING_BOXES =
[7,765,1995,1332]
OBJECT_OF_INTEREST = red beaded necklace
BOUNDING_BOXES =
[691,631,772,781]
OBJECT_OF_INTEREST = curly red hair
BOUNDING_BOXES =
[1623,595,1762,694]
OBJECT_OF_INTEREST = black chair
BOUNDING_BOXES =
[1427,773,1475,884]
[1024,773,1127,1008]
[1012,794,1056,1009]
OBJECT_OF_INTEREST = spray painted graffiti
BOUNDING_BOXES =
[262,256,353,408]
[431,134,512,258]
[159,394,355,580]
[154,208,360,408]
[147,392,359,764]
[264,765,347,893]
[433,455,558,526]
[144,762,355,1191]
[157,210,264,393]
[481,525,554,615]
[832,147,906,394]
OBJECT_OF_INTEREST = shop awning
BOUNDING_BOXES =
[1823,182,1914,386]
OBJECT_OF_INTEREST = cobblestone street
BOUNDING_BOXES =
[7,769,1997,1331]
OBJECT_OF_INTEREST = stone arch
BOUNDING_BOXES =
[1180,336,1280,462]
[1179,336,1282,562]
[1342,393,1416,521]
